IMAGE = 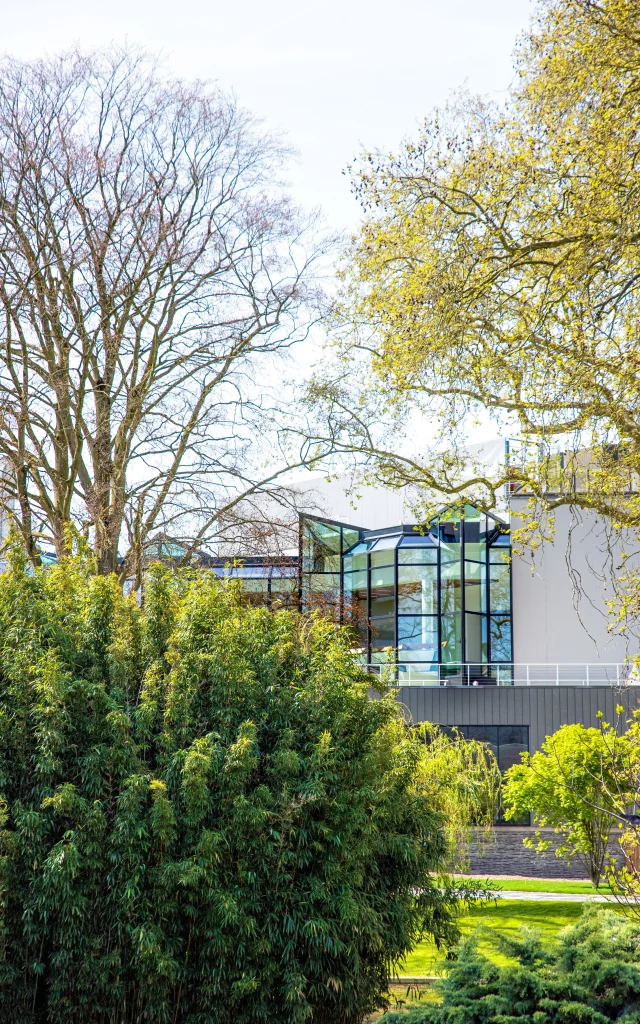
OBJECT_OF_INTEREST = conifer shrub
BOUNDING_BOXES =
[380,907,640,1024]
[0,553,459,1023]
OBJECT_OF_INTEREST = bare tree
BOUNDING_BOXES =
[0,47,330,580]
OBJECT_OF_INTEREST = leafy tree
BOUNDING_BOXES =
[414,724,501,872]
[0,549,485,1023]
[502,723,630,887]
[379,907,640,1024]
[305,0,640,613]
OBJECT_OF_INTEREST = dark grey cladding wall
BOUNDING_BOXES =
[397,686,640,753]
[468,827,624,879]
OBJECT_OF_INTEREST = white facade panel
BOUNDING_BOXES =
[510,497,638,664]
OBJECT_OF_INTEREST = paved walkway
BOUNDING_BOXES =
[492,889,614,902]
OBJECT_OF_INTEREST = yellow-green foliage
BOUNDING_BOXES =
[0,556,466,1023]
[502,723,630,887]
[316,0,640,576]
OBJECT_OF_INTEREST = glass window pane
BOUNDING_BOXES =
[370,535,400,550]
[308,572,340,593]
[398,565,437,614]
[370,563,394,617]
[344,552,368,572]
[440,613,462,663]
[465,612,488,662]
[439,519,461,556]
[371,592,395,617]
[343,571,368,629]
[342,528,363,553]
[398,547,437,565]
[398,650,439,663]
[489,546,511,563]
[397,664,441,681]
[370,547,395,568]
[398,615,438,651]
[230,566,271,578]
[370,616,395,648]
[464,561,487,613]
[498,725,528,747]
[490,615,512,662]
[440,561,461,614]
[240,579,268,592]
[343,569,367,595]
[370,566,394,589]
[269,576,298,607]
[270,576,297,593]
[302,518,342,572]
[497,727,528,773]
[490,563,511,613]
[302,573,341,616]
[465,725,498,746]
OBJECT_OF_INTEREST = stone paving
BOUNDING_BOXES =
[492,889,614,902]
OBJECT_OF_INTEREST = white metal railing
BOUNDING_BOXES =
[364,662,640,688]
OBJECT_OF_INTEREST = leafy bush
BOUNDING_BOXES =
[0,553,461,1023]
[379,907,640,1024]
[502,723,628,886]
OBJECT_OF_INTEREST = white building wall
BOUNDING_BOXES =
[510,497,638,665]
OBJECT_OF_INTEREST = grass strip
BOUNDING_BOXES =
[398,899,589,977]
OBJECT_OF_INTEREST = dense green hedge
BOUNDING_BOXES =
[0,553,456,1023]
[381,907,640,1024]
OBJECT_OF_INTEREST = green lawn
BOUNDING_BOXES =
[397,900,588,977]
[470,877,613,895]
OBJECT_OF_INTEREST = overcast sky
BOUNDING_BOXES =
[4,0,533,233]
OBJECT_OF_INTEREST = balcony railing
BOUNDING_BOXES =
[365,662,640,687]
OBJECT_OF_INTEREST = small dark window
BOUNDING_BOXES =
[442,724,529,824]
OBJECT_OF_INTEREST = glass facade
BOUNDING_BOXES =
[166,506,511,677]
[303,504,512,680]
[208,562,299,607]
[300,515,365,621]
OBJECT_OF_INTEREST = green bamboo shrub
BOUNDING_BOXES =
[0,553,458,1023]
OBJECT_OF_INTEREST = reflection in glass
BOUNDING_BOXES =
[440,561,461,614]
[370,541,396,568]
[439,520,461,554]
[440,614,462,662]
[398,615,438,651]
[309,572,340,593]
[370,616,395,647]
[489,545,511,563]
[240,578,269,606]
[370,566,394,590]
[490,563,511,613]
[398,565,437,614]
[344,542,371,572]
[464,561,487,612]
[370,563,394,616]
[302,572,341,614]
[343,570,367,622]
[334,504,512,668]
[302,518,342,572]
[269,575,297,606]
[371,590,395,617]
[398,547,437,565]
[342,527,362,553]
[490,615,512,661]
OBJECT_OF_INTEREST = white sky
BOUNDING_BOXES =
[3,0,534,233]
